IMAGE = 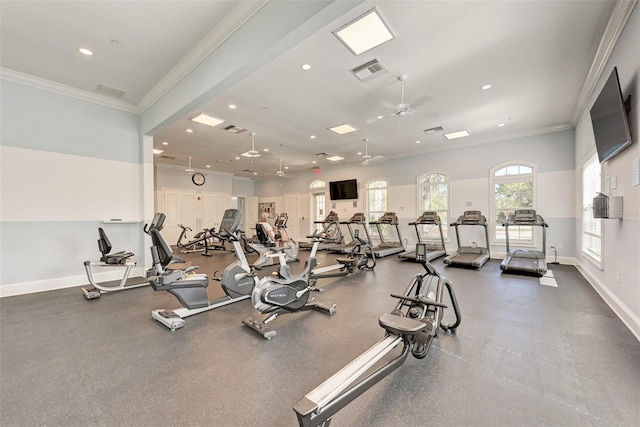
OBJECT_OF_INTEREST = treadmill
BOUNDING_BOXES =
[329,212,372,254]
[370,212,406,258]
[443,210,490,268]
[500,209,548,276]
[299,211,344,251]
[398,211,446,262]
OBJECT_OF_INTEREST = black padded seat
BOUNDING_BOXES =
[378,313,426,336]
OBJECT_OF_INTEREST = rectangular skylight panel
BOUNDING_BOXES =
[444,130,470,140]
[191,113,225,127]
[326,156,344,161]
[328,123,358,135]
[334,9,394,55]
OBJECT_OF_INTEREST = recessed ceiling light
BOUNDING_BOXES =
[312,161,317,164]
[235,156,240,160]
[415,140,421,144]
[153,149,164,154]
[482,84,492,90]
[310,135,316,139]
[78,48,94,56]
[285,166,289,170]
[498,123,505,127]
[191,113,224,127]
[263,148,269,152]
[357,151,362,155]
[333,8,394,55]
[186,128,194,133]
[377,115,384,120]
[326,156,344,161]
[253,172,258,176]
[206,165,211,168]
[443,130,470,140]
[162,141,169,145]
[328,123,358,135]
[228,104,236,109]
[301,64,311,71]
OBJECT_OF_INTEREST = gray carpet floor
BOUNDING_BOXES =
[1,247,639,426]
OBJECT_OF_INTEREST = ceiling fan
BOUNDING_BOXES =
[361,139,384,166]
[372,74,436,125]
[276,159,286,177]
[185,156,195,173]
[241,132,261,158]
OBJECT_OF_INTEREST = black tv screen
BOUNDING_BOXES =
[590,67,632,163]
[329,179,358,200]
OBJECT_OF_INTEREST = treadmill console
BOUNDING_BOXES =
[377,212,398,224]
[513,209,536,223]
[324,211,339,222]
[415,243,427,261]
[461,210,483,224]
[350,212,366,222]
[420,211,439,223]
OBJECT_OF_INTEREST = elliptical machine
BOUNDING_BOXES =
[294,243,461,426]
[148,209,256,331]
[242,238,336,339]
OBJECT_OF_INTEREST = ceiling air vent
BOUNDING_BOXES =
[424,126,444,134]
[160,155,176,160]
[351,59,388,82]
[224,125,247,134]
[315,152,328,157]
[95,84,125,99]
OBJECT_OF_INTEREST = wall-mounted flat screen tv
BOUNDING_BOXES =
[590,67,632,163]
[329,179,358,200]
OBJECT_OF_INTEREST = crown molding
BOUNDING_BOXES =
[0,67,141,114]
[137,1,266,114]
[571,0,638,124]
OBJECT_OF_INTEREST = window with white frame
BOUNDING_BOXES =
[366,179,388,239]
[309,180,326,233]
[491,163,535,244]
[582,153,602,264]
[417,172,449,240]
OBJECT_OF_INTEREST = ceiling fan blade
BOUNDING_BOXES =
[410,93,437,109]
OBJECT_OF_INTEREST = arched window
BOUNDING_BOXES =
[490,162,535,243]
[366,179,388,239]
[417,172,449,239]
[309,180,327,232]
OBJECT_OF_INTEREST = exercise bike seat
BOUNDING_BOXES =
[378,313,426,336]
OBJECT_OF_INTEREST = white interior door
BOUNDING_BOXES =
[246,196,259,236]
[284,193,299,239]
[162,189,195,244]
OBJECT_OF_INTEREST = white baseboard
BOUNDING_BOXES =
[575,261,640,342]
[0,266,146,298]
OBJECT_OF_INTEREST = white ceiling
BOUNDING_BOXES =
[1,0,633,179]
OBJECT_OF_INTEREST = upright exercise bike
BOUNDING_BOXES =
[148,209,256,331]
[294,243,461,426]
[242,238,336,339]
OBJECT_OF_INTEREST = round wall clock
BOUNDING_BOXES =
[192,173,205,186]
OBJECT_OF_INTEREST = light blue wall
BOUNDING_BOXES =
[1,81,143,288]
[2,81,141,163]
[255,129,576,258]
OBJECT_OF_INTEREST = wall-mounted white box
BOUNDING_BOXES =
[592,193,623,219]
